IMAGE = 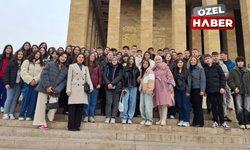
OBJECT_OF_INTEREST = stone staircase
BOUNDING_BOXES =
[0,100,249,150]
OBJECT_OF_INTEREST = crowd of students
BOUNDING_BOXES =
[0,42,250,131]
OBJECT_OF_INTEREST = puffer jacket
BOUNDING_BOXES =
[21,59,44,84]
[139,67,155,95]
[3,62,24,88]
[122,66,140,88]
[190,66,206,92]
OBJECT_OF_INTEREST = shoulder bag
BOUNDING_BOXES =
[84,67,95,93]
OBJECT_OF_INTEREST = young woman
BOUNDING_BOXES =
[39,47,48,62]
[19,51,45,120]
[39,42,47,51]
[117,52,122,63]
[20,42,32,59]
[57,47,64,54]
[142,51,155,69]
[187,56,206,127]
[84,49,90,58]
[47,47,56,60]
[121,54,129,67]
[139,60,155,125]
[0,45,14,112]
[173,59,191,127]
[31,45,39,52]
[120,55,140,124]
[70,46,81,64]
[152,56,175,126]
[2,50,22,119]
[83,53,102,123]
[66,54,93,131]
[165,53,174,70]
[64,45,72,68]
[33,53,68,130]
[103,56,123,123]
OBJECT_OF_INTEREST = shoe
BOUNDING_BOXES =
[246,125,250,129]
[0,107,4,113]
[193,124,203,127]
[227,107,233,110]
[76,128,80,131]
[89,117,95,123]
[140,120,146,125]
[18,117,24,121]
[160,120,166,126]
[182,122,190,127]
[224,116,232,122]
[128,120,132,124]
[156,120,162,125]
[52,119,56,122]
[26,118,32,121]
[122,120,126,124]
[105,117,110,123]
[63,111,69,115]
[68,128,76,131]
[177,121,184,126]
[240,125,245,129]
[39,125,49,130]
[211,121,219,128]
[9,114,15,120]
[221,122,231,130]
[83,117,88,122]
[170,115,175,119]
[110,118,115,124]
[2,114,9,120]
[145,121,152,126]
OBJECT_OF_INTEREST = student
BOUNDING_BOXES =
[165,53,174,71]
[203,54,230,129]
[137,50,142,57]
[70,46,81,63]
[101,51,113,74]
[47,47,56,60]
[84,49,90,58]
[163,47,169,55]
[39,42,47,51]
[64,45,73,68]
[187,56,205,127]
[19,51,45,120]
[121,54,129,67]
[148,47,155,60]
[0,45,14,112]
[152,56,175,126]
[183,50,190,64]
[247,63,250,72]
[57,47,64,54]
[3,50,24,119]
[157,49,165,62]
[67,54,93,131]
[81,47,86,53]
[142,51,155,69]
[131,45,137,56]
[172,52,178,61]
[177,53,183,59]
[32,45,39,52]
[39,47,48,63]
[111,48,117,56]
[33,53,68,130]
[83,53,102,123]
[228,56,250,129]
[120,55,140,124]
[99,47,110,64]
[96,47,103,58]
[123,46,130,55]
[131,45,142,69]
[20,42,32,59]
[103,56,123,123]
[139,60,155,126]
[192,48,204,66]
[117,52,122,63]
[50,50,59,62]
[173,59,191,127]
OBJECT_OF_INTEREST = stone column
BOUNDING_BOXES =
[67,0,89,47]
[202,0,221,54]
[240,0,250,64]
[140,0,153,51]
[226,10,237,61]
[91,15,96,50]
[107,0,121,48]
[86,2,94,49]
[172,0,186,52]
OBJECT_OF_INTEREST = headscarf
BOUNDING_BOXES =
[154,55,163,66]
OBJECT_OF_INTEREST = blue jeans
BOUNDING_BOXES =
[140,91,153,122]
[175,90,191,122]
[120,87,137,121]
[4,83,21,114]
[19,83,38,118]
[0,79,7,107]
[84,88,99,117]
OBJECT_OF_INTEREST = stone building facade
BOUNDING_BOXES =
[67,0,250,64]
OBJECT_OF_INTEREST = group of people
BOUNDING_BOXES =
[0,42,249,131]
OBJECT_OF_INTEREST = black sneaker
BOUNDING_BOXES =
[227,107,233,110]
[224,116,232,122]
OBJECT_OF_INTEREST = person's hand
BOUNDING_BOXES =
[169,88,174,94]
[185,93,190,97]
[46,87,53,93]
[235,88,240,94]
[96,85,101,89]
[67,92,71,97]
[200,91,205,96]
[122,89,126,94]
[137,76,141,83]
[108,84,112,89]
[30,79,36,86]
[5,84,10,89]
[220,88,225,94]
[89,89,93,93]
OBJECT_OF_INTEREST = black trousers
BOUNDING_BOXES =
[207,92,225,124]
[99,86,106,115]
[233,94,250,125]
[190,89,204,126]
[68,104,84,130]
[59,88,68,113]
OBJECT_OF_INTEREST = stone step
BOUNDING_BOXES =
[0,119,248,136]
[0,126,249,145]
[0,135,249,150]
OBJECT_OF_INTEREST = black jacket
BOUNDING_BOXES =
[174,72,191,94]
[103,64,123,92]
[203,63,226,93]
[99,54,106,65]
[122,66,140,88]
[3,62,24,88]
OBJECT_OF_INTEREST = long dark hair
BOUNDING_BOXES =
[27,50,45,67]
[2,44,13,59]
[173,59,189,81]
[121,53,129,64]
[71,46,81,61]
[31,44,39,52]
[165,52,174,69]
[56,52,68,64]
[142,51,151,62]
[39,42,47,50]
[39,47,48,59]
[72,53,86,65]
[65,45,72,56]
[141,60,150,78]
[19,42,31,58]
[126,55,136,68]
[10,50,24,67]
[88,52,98,68]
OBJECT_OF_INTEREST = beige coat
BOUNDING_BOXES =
[21,59,44,84]
[66,63,93,105]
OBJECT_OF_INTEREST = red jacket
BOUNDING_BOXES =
[88,65,102,88]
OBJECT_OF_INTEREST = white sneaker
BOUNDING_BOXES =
[170,115,175,119]
[9,114,15,120]
[83,117,88,122]
[177,121,184,126]
[246,124,250,129]
[2,114,9,120]
[105,117,110,123]
[156,120,162,125]
[160,120,166,126]
[182,122,190,127]
[240,125,245,129]
[110,118,115,124]
[140,120,146,125]
[128,120,132,124]
[221,122,231,130]
[122,120,126,124]
[26,118,32,121]
[18,117,24,121]
[145,121,152,126]
[88,117,95,123]
[212,121,219,128]
[0,107,4,113]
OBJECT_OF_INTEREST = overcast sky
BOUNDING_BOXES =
[0,0,71,52]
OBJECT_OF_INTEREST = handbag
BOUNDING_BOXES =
[46,96,59,110]
[84,67,95,93]
[170,93,175,106]
[118,94,124,112]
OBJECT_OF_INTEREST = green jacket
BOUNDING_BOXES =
[227,67,250,95]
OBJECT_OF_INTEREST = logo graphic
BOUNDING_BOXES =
[191,4,235,30]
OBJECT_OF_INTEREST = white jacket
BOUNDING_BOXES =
[21,59,44,84]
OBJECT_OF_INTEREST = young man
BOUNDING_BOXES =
[157,49,165,62]
[123,46,130,55]
[183,50,190,64]
[203,54,230,129]
[170,49,175,54]
[172,52,178,61]
[192,48,204,66]
[99,47,110,63]
[177,52,183,59]
[220,51,236,110]
[131,45,137,56]
[111,48,117,56]
[148,47,155,60]
[131,46,142,69]
[212,52,232,122]
[163,47,169,55]
[137,50,142,57]
[227,56,250,129]
[97,47,103,58]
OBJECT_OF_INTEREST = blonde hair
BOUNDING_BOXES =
[186,56,203,69]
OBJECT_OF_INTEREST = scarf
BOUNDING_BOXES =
[190,64,197,74]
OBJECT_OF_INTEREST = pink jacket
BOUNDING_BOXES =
[139,68,155,95]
